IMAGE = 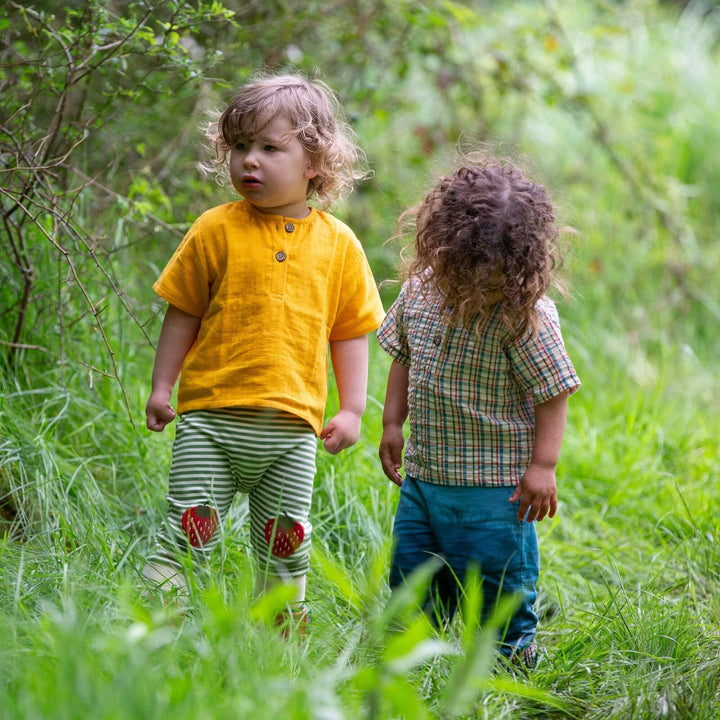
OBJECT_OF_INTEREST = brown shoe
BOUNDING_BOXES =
[274,608,310,639]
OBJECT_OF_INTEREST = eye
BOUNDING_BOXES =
[264,144,278,152]
[234,140,247,151]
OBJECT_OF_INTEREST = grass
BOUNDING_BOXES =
[1,329,719,718]
[2,1,720,718]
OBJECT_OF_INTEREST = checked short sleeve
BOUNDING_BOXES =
[508,296,581,406]
[377,284,410,367]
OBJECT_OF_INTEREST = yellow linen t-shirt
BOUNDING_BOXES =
[154,200,385,435]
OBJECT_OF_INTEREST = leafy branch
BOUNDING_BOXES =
[0,1,232,420]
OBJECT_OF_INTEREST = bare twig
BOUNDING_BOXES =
[0,340,48,352]
[0,186,136,425]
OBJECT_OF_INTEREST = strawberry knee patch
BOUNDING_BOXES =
[181,504,219,547]
[264,515,305,558]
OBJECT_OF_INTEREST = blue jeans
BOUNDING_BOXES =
[389,476,540,654]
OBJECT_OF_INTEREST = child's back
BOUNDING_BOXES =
[378,155,580,667]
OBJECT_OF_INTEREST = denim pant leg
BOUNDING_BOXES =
[389,476,449,617]
[390,477,539,652]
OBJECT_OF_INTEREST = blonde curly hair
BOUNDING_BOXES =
[204,72,367,208]
[399,155,565,339]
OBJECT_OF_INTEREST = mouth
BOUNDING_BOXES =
[241,175,261,188]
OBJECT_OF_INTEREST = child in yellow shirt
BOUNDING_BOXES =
[143,73,384,627]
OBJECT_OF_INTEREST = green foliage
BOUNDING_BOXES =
[1,0,720,717]
[0,0,235,415]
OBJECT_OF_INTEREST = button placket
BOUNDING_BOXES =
[271,218,296,296]
[274,220,295,263]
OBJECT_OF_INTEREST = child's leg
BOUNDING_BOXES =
[142,560,188,593]
[259,573,309,637]
[434,485,540,660]
[389,478,541,656]
[389,476,452,621]
[205,408,316,624]
[246,432,316,599]
[255,571,306,603]
[246,424,315,635]
[143,411,237,589]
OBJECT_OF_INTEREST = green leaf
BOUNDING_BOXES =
[384,676,430,719]
[441,626,497,717]
[249,583,298,626]
[441,0,480,27]
[383,612,445,668]
[311,545,360,608]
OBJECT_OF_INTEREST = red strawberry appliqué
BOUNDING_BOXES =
[264,515,304,558]
[182,504,219,547]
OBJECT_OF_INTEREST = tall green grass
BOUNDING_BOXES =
[2,335,718,718]
[2,1,720,718]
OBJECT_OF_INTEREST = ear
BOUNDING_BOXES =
[304,163,318,180]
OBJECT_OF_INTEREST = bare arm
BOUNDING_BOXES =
[320,334,369,455]
[378,360,409,486]
[509,390,570,521]
[145,304,201,432]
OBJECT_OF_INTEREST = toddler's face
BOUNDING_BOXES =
[229,114,317,219]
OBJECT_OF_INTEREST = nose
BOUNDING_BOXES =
[243,149,259,168]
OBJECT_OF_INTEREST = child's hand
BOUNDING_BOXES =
[379,425,404,487]
[145,391,176,432]
[508,462,558,522]
[320,410,361,455]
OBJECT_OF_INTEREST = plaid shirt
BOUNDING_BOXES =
[377,280,580,487]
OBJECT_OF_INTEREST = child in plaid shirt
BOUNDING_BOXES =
[377,155,580,667]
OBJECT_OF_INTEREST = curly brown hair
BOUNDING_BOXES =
[400,156,564,338]
[204,72,367,208]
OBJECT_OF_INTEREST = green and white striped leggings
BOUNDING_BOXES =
[147,407,317,578]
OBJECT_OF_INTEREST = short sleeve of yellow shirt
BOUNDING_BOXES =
[153,200,385,435]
